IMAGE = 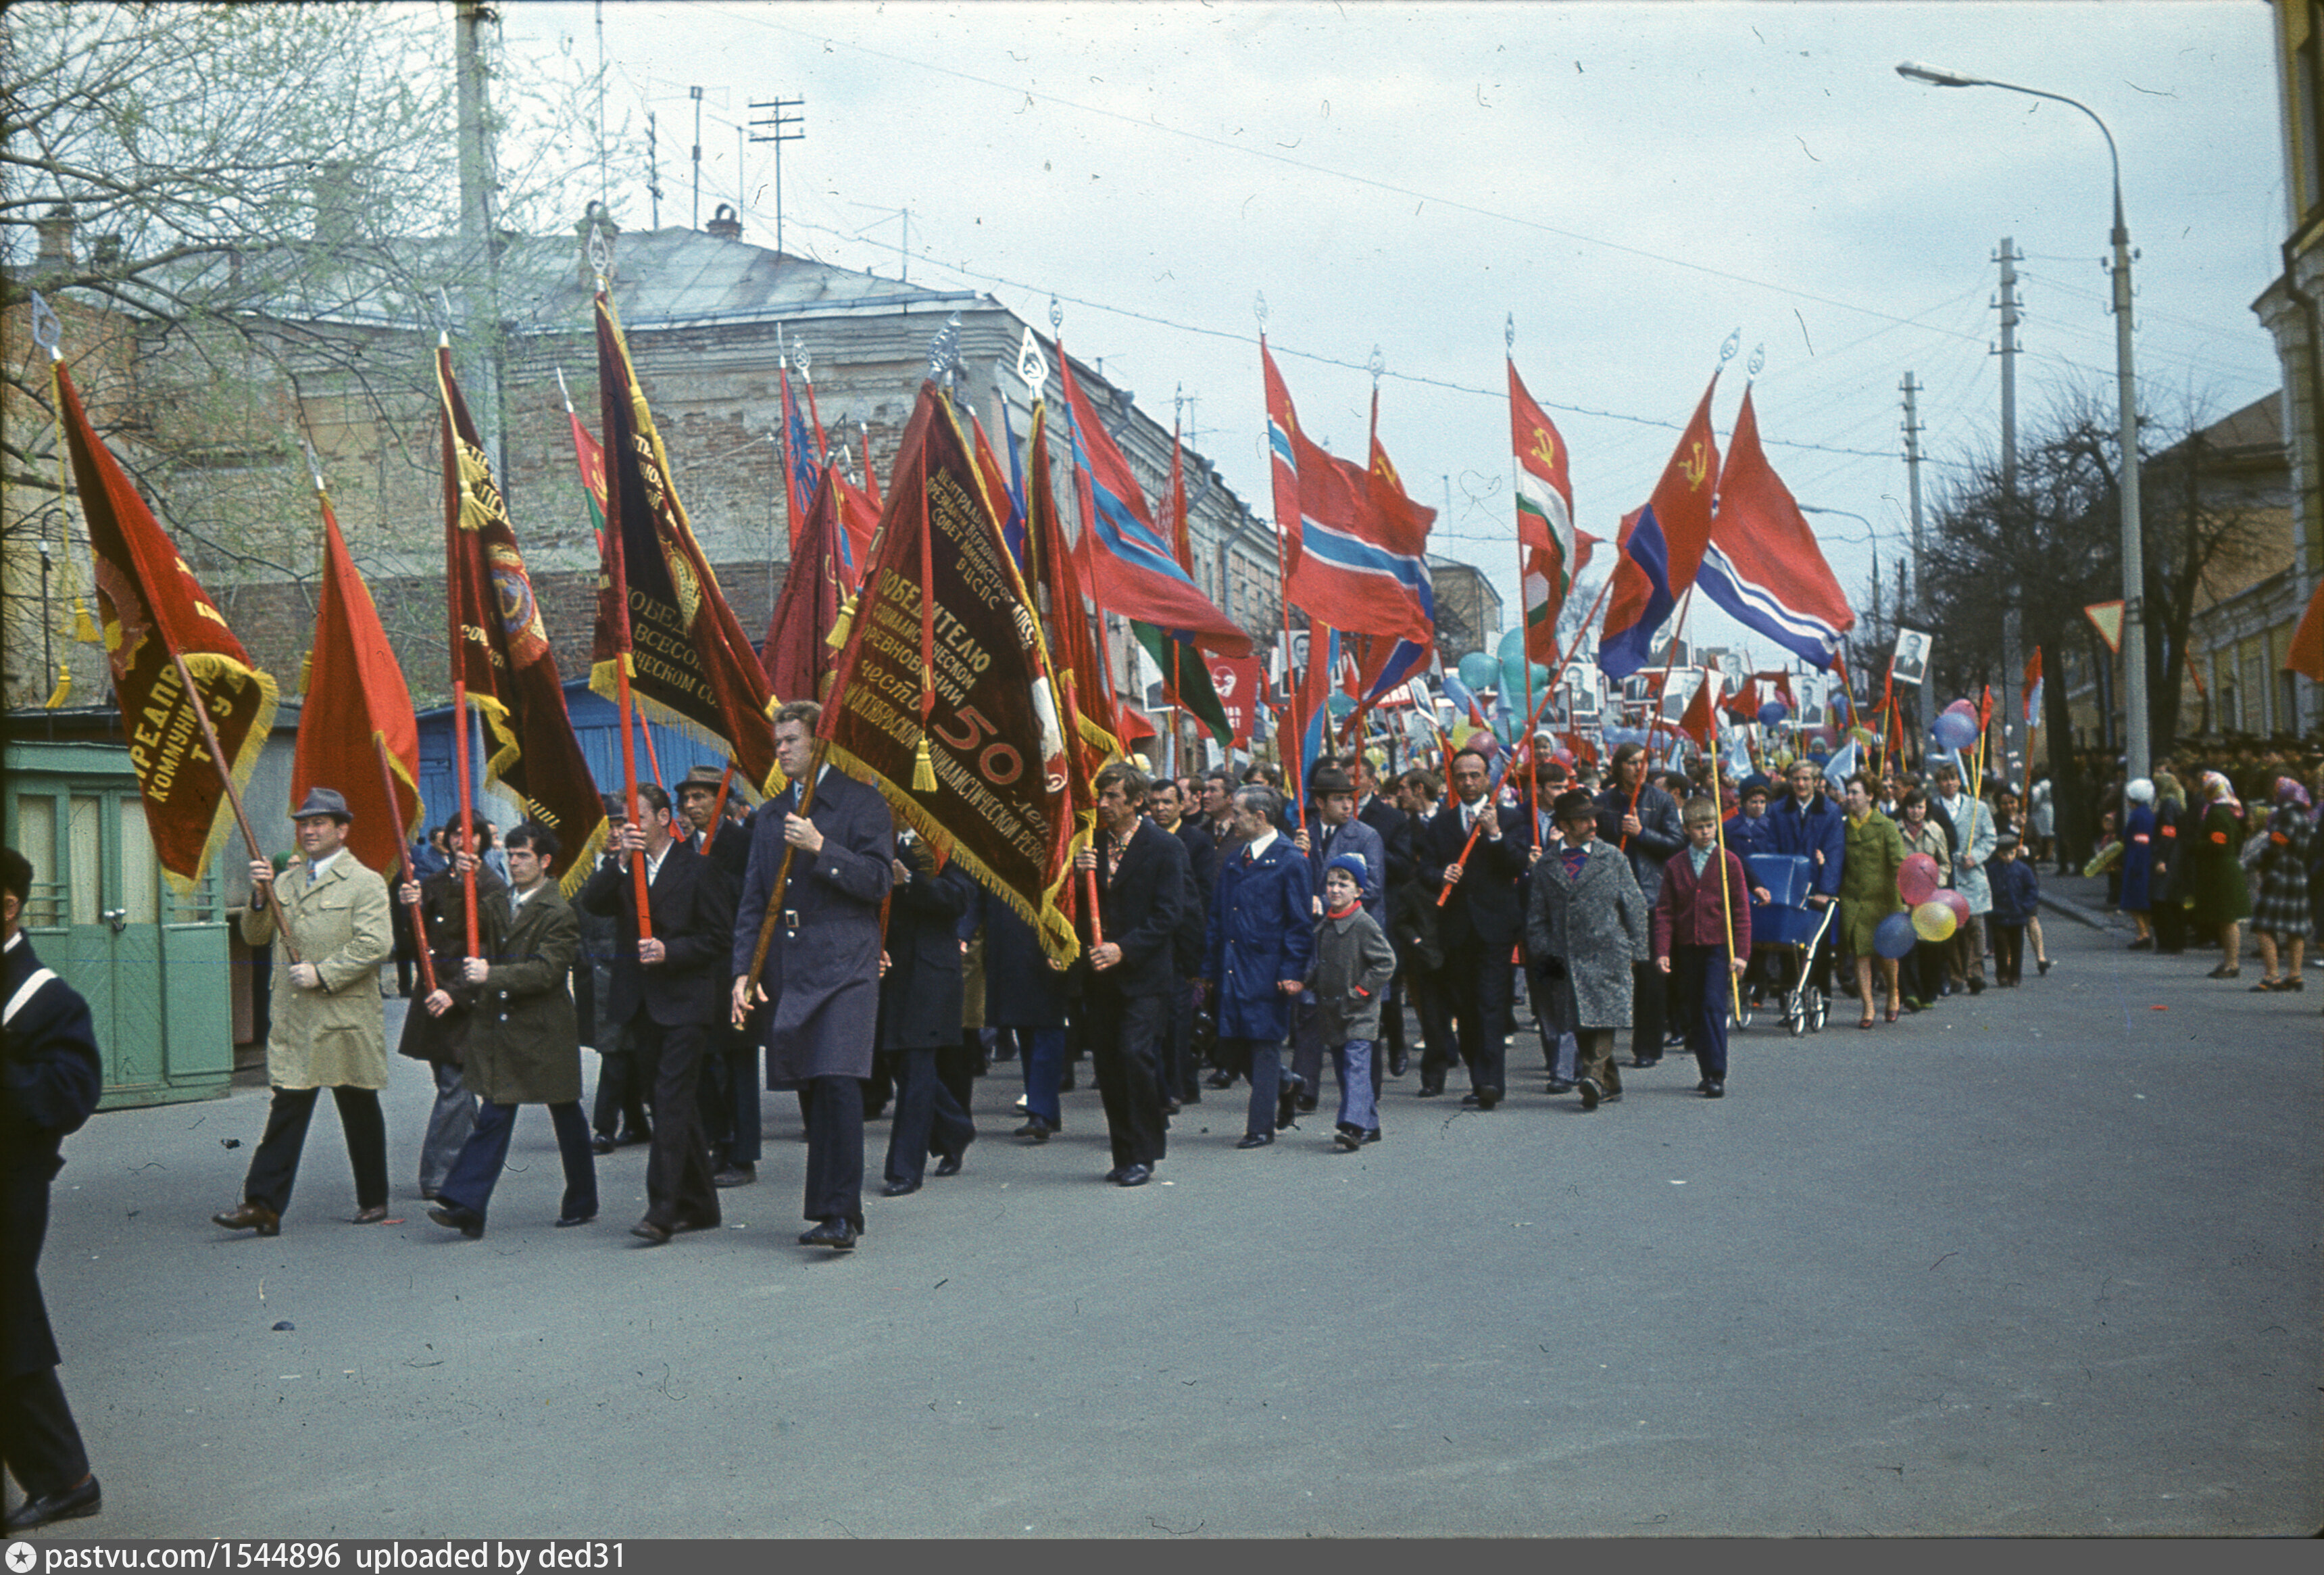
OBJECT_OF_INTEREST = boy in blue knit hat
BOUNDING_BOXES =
[1304,852,1398,1150]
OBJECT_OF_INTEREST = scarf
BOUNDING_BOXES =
[2200,770,2242,814]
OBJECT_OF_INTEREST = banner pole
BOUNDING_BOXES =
[169,646,299,964]
[375,734,436,996]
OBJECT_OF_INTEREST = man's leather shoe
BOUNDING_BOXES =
[1474,1087,1501,1111]
[882,1178,921,1196]
[590,1134,617,1155]
[1293,1094,1318,1113]
[933,1154,963,1178]
[670,1215,718,1234]
[800,1217,858,1250]
[1546,1079,1575,1094]
[1162,1096,1182,1116]
[1460,1091,1481,1107]
[420,1186,441,1201]
[5,1473,101,1532]
[629,1219,672,1244]
[1577,1077,1602,1112]
[351,1205,391,1225]
[1235,1133,1272,1149]
[1362,1127,1381,1144]
[1416,1082,1444,1098]
[1116,1163,1152,1187]
[427,1205,484,1240]
[712,1164,756,1188]
[1014,1117,1054,1141]
[212,1201,280,1236]
[1204,1070,1235,1090]
[1703,1080,1725,1098]
[1388,1048,1410,1078]
[617,1125,652,1147]
[1103,1165,1127,1182]
[1334,1125,1363,1151]
[1629,1056,1660,1069]
[553,1211,596,1228]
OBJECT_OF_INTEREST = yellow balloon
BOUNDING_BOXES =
[1910,900,1957,942]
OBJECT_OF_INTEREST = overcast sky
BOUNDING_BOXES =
[495,1,2284,671]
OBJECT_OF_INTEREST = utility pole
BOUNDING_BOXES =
[748,97,806,254]
[689,85,703,229]
[1900,372,1925,619]
[453,0,503,477]
[646,112,662,228]
[1995,236,2025,786]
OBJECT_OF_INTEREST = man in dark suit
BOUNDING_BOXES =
[1148,777,1214,1108]
[579,782,728,1245]
[1596,741,1687,1068]
[1415,746,1527,1107]
[731,701,893,1251]
[1348,752,1416,1079]
[2,847,103,1532]
[1074,762,1188,1188]
[675,765,756,1189]
[876,829,975,1196]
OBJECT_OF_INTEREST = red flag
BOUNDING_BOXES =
[590,294,780,792]
[1599,375,1721,678]
[57,359,278,894]
[1206,654,1263,748]
[1056,344,1251,656]
[1677,668,1721,747]
[762,464,852,706]
[293,498,422,875]
[1263,341,1433,641]
[438,347,608,888]
[818,381,1079,961]
[1701,387,1856,669]
[1509,358,1577,664]
[2287,579,2324,681]
[1024,401,1123,772]
[2023,648,2046,724]
[1162,416,1195,576]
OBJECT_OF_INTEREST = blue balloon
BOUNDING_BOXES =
[1873,911,1918,960]
[1757,701,1789,728]
[1327,692,1356,719]
[1458,651,1500,693]
[1933,710,1979,751]
[1495,627,1529,667]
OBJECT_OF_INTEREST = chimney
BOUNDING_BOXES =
[92,235,123,268]
[706,202,742,242]
[36,203,75,268]
[312,160,363,246]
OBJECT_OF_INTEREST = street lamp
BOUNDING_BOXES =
[1896,62,2148,781]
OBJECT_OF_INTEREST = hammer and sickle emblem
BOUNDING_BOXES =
[1681,440,1709,491]
[1529,427,1558,470]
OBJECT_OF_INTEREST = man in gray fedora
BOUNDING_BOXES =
[212,788,395,1236]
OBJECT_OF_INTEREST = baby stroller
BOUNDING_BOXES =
[1735,852,1831,1036]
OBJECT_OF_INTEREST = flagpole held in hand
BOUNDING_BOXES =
[741,739,826,1011]
[376,734,436,996]
[177,646,300,965]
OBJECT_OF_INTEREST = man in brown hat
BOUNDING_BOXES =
[212,788,395,1236]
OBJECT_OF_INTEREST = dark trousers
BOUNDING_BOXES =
[1161,982,1197,1102]
[699,1030,762,1169]
[800,1075,865,1229]
[633,1018,718,1230]
[437,1098,598,1223]
[1226,1035,1285,1140]
[591,1026,651,1140]
[2,1168,89,1500]
[1989,919,2025,985]
[2154,895,2188,954]
[1412,965,1457,1088]
[883,1046,976,1186]
[1379,965,1407,1067]
[1006,1027,1066,1124]
[243,1084,388,1215]
[937,1033,985,1113]
[1907,939,1948,1004]
[1083,988,1168,1167]
[1443,948,1512,1096]
[1671,944,1732,1080]
[1627,959,1667,1064]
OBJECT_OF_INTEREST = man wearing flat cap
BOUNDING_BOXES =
[212,788,395,1236]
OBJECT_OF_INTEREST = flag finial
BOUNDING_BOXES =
[927,312,962,385]
[1048,295,1062,334]
[1720,329,1740,365]
[1367,345,1385,387]
[1748,342,1765,378]
[586,222,612,289]
[29,291,61,360]
[1253,291,1268,329]
[1014,329,1048,400]
[794,341,812,383]
[299,434,326,495]
[554,366,573,414]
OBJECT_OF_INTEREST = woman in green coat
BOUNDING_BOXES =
[2189,770,2252,978]
[1837,773,1908,1027]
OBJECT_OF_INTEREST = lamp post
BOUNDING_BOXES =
[1896,62,2148,781]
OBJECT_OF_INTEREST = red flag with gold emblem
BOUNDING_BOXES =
[55,358,278,894]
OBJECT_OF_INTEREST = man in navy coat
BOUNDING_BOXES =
[1201,784,1314,1147]
[1074,762,1188,1187]
[731,702,893,1251]
[1416,746,1527,1107]
[579,783,729,1245]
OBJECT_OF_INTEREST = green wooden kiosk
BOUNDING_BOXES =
[5,738,235,1108]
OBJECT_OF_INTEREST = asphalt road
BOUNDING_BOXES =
[15,877,2319,1537]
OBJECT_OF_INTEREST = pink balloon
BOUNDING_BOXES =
[1944,698,1977,717]
[1898,852,1941,907]
[1938,888,1971,929]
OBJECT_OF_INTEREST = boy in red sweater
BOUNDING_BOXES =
[1652,798,1753,1098]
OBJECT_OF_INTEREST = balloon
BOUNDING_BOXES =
[1937,888,1971,931]
[1944,697,1977,716]
[1898,852,1941,906]
[1873,911,1918,960]
[1327,692,1355,719]
[1933,710,1979,751]
[1910,899,1958,942]
[1553,748,1575,766]
[1458,651,1499,693]
[1756,701,1789,727]
[1529,662,1553,694]
[1495,627,1529,667]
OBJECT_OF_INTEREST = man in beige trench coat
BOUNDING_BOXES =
[212,788,394,1236]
